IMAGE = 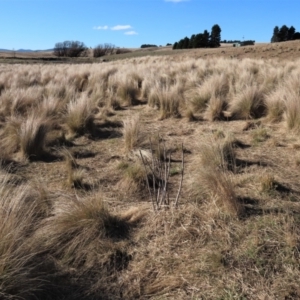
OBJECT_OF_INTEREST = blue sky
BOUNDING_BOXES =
[1,0,300,50]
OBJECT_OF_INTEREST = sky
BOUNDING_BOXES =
[1,0,300,50]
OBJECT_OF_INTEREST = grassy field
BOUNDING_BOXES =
[1,40,300,63]
[1,41,300,299]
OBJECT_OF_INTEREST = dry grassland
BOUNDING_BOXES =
[1,40,300,64]
[1,48,300,299]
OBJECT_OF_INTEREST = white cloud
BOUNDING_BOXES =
[93,26,108,30]
[111,25,132,31]
[124,31,138,35]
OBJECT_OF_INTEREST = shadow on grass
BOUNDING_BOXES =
[89,128,122,140]
[235,158,268,170]
[29,151,63,163]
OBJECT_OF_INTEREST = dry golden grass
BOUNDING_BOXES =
[284,90,300,132]
[19,114,52,160]
[65,92,96,136]
[228,84,266,119]
[190,136,244,217]
[122,114,143,153]
[0,177,54,299]
[264,88,285,122]
[1,51,300,299]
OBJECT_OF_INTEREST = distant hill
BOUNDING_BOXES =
[0,48,53,52]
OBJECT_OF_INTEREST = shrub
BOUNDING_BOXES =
[53,40,88,57]
[93,43,116,57]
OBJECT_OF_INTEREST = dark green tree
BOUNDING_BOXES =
[293,32,300,40]
[172,42,178,50]
[183,37,190,49]
[288,26,296,40]
[203,30,210,47]
[178,39,184,49]
[209,24,221,47]
[189,34,196,48]
[193,34,203,48]
[271,26,280,43]
[278,25,289,41]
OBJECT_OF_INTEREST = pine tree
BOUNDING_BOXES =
[189,34,196,48]
[271,26,279,43]
[178,39,184,49]
[278,25,289,42]
[209,24,221,47]
[194,34,203,48]
[203,30,210,47]
[294,32,300,40]
[288,26,296,40]
[183,37,190,49]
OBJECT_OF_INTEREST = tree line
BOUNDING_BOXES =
[271,25,300,43]
[140,44,158,48]
[53,41,131,58]
[221,40,255,45]
[173,24,221,50]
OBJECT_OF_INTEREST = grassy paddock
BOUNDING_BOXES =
[1,55,300,299]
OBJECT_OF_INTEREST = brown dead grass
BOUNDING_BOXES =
[1,50,300,299]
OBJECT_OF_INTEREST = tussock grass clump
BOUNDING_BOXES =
[204,95,227,121]
[39,195,130,259]
[36,195,133,298]
[117,159,150,196]
[38,95,65,118]
[148,88,160,109]
[185,83,212,113]
[106,86,122,110]
[67,164,87,189]
[116,81,139,106]
[0,87,43,117]
[264,88,285,123]
[228,85,266,119]
[63,150,90,189]
[69,72,89,92]
[122,115,143,153]
[147,74,183,119]
[19,114,52,160]
[186,73,229,115]
[284,90,300,132]
[0,115,22,156]
[157,86,182,119]
[65,93,96,136]
[190,137,243,217]
[0,178,54,300]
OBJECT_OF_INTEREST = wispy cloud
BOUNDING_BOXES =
[93,26,108,30]
[111,25,132,31]
[124,31,138,35]
[93,25,136,33]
